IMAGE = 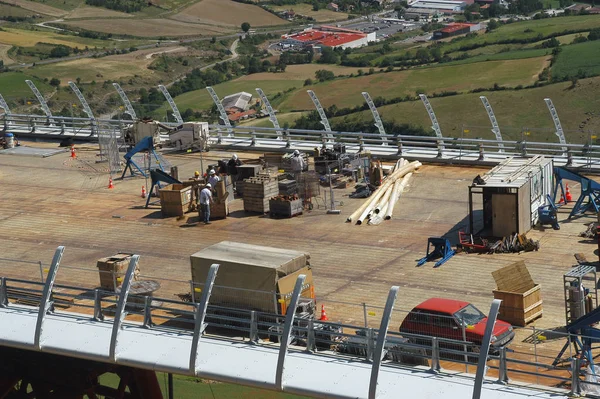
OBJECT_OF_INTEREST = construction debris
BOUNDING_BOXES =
[488,233,540,253]
[580,222,599,238]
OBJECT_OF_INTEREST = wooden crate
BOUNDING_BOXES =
[159,184,193,217]
[97,253,138,291]
[492,261,543,327]
[493,285,543,327]
[269,198,303,218]
[199,201,228,220]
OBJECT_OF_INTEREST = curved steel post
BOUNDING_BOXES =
[256,88,282,139]
[306,90,333,140]
[112,83,137,120]
[472,299,502,399]
[206,86,232,137]
[68,81,95,120]
[189,264,219,374]
[158,85,183,124]
[0,94,11,116]
[419,94,444,154]
[362,92,388,146]
[368,285,399,399]
[544,98,567,154]
[109,255,140,362]
[479,96,504,152]
[275,274,306,391]
[26,80,53,118]
[33,246,65,350]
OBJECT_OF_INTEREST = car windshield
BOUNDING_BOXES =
[454,304,486,326]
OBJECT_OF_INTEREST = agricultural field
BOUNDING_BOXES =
[329,76,600,144]
[0,2,37,17]
[0,0,67,16]
[30,46,188,83]
[269,3,349,22]
[171,0,288,27]
[0,72,51,100]
[60,18,233,37]
[441,48,551,66]
[552,40,600,79]
[0,27,129,49]
[0,44,13,65]
[64,5,133,18]
[279,56,550,111]
[241,64,367,81]
[239,111,307,128]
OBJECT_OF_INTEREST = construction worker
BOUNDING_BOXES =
[291,150,305,182]
[227,154,242,191]
[199,183,213,225]
[208,169,220,188]
[192,171,203,205]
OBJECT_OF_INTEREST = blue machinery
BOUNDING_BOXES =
[538,194,560,230]
[416,237,455,268]
[554,166,600,218]
[553,306,600,367]
[121,136,165,179]
[145,169,181,208]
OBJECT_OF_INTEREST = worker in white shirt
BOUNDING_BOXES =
[290,150,305,182]
[208,169,220,190]
[199,183,214,225]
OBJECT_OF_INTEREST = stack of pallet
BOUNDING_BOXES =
[242,176,279,213]
[278,179,297,195]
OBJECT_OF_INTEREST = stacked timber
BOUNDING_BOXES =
[242,176,279,213]
[347,159,420,225]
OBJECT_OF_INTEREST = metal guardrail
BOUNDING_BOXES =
[3,113,600,171]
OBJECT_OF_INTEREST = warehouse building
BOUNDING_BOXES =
[433,22,481,38]
[280,26,377,50]
[410,0,467,11]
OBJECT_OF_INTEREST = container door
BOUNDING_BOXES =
[492,194,517,237]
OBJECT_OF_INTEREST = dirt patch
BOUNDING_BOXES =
[61,18,232,37]
[1,0,66,16]
[143,46,187,59]
[533,56,552,80]
[65,6,133,19]
[170,0,287,27]
[0,44,14,65]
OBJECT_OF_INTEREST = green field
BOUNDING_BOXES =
[441,48,551,66]
[239,111,308,128]
[329,76,600,144]
[0,72,51,100]
[100,373,309,399]
[0,3,36,17]
[552,39,600,79]
[279,57,548,111]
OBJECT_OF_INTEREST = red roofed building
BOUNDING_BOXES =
[433,22,479,39]
[281,27,376,50]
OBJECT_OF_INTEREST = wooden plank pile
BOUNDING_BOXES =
[347,159,421,225]
[242,176,279,213]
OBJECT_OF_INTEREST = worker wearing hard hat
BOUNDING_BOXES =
[227,154,242,192]
[291,150,305,182]
[208,169,220,187]
[199,183,214,225]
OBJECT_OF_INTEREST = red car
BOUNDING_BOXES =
[399,298,514,352]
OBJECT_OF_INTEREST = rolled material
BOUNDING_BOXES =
[354,161,421,225]
[374,185,393,214]
[384,171,413,220]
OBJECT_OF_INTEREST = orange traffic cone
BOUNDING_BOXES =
[108,178,114,189]
[559,194,565,204]
[566,184,572,202]
[319,304,329,321]
[141,185,147,198]
[70,145,76,158]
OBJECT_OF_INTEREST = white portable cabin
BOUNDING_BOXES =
[468,156,553,237]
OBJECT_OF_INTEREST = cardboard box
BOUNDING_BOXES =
[97,253,139,290]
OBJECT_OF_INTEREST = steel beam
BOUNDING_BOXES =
[112,83,137,120]
[368,285,399,399]
[306,90,333,139]
[479,96,504,152]
[109,255,140,362]
[158,85,183,124]
[256,88,282,139]
[206,86,232,136]
[419,94,444,154]
[33,246,65,350]
[0,94,11,116]
[189,264,219,374]
[275,274,306,391]
[472,299,502,399]
[362,92,388,145]
[68,81,95,120]
[25,80,52,118]
[544,98,567,154]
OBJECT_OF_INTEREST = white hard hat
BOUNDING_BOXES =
[209,169,216,175]
[293,150,300,156]
[232,154,238,160]
[206,183,212,188]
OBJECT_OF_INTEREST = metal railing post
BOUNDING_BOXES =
[285,129,291,148]
[190,280,196,303]
[431,337,441,373]
[497,347,508,384]
[39,261,44,283]
[250,131,257,146]
[0,277,8,308]
[566,149,573,166]
[362,302,368,328]
[250,310,258,343]
[93,289,104,321]
[217,131,222,144]
[571,357,580,396]
[478,143,484,161]
[397,141,403,156]
[143,296,153,328]
[306,318,316,353]
[359,135,365,152]
[321,132,327,149]
[366,328,374,361]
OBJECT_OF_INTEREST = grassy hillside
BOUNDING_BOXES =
[0,72,51,100]
[552,40,600,79]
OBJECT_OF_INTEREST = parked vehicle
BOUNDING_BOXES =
[399,298,514,353]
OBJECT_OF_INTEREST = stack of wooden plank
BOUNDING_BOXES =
[242,176,279,213]
[278,179,297,195]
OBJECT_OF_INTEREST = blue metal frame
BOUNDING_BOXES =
[121,136,164,179]
[417,237,455,268]
[554,167,600,218]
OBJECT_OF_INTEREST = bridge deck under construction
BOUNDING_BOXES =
[0,141,598,386]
